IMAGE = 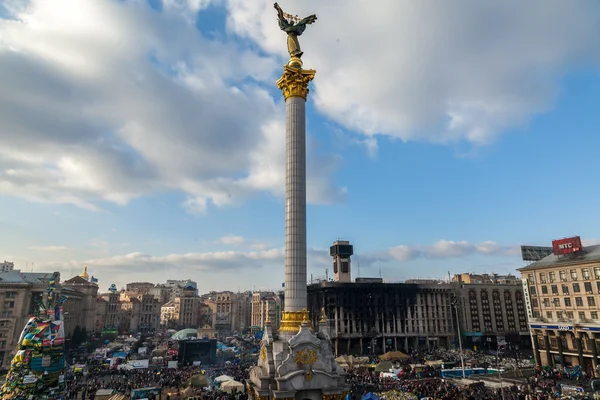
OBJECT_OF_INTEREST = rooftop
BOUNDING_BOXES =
[0,270,57,286]
[518,244,600,272]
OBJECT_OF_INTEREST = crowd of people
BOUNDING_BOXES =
[59,336,597,400]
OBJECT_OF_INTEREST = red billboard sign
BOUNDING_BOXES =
[552,236,583,256]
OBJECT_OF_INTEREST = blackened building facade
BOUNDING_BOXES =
[307,279,455,356]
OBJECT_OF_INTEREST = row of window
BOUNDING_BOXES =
[531,267,600,284]
[533,296,596,308]
[539,310,598,321]
[531,281,600,296]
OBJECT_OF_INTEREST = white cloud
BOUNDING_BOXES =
[386,240,515,262]
[28,246,69,252]
[213,234,271,250]
[215,235,246,246]
[389,245,420,261]
[0,0,343,213]
[225,0,600,147]
[29,238,523,291]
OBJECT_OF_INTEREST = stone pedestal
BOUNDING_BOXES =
[248,320,348,400]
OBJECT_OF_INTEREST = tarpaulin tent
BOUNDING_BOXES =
[221,380,245,393]
[374,361,393,373]
[214,375,233,383]
[361,392,380,400]
[379,351,409,361]
[190,374,211,388]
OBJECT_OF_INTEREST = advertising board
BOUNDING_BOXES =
[552,236,582,256]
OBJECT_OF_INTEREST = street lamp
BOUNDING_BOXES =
[451,296,466,379]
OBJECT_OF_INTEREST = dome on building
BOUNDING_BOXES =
[79,265,89,281]
[171,328,198,341]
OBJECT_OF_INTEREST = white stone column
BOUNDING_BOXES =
[284,95,307,312]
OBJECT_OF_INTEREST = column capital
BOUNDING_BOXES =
[276,65,316,101]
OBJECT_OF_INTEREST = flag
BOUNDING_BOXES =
[91,276,98,283]
[281,283,285,287]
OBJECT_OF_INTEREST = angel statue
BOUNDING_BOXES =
[274,2,317,58]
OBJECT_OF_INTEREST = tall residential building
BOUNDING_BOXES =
[176,287,200,328]
[62,268,100,334]
[518,238,600,376]
[101,291,121,331]
[0,261,14,273]
[206,291,236,336]
[251,291,283,331]
[307,279,456,355]
[452,273,530,350]
[160,300,179,328]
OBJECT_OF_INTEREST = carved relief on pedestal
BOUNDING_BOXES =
[294,348,318,365]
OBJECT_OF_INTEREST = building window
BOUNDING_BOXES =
[543,299,550,307]
[551,285,558,294]
[595,267,600,280]
[573,283,581,293]
[542,286,548,295]
[579,311,586,320]
[565,298,572,307]
[3,302,13,309]
[583,268,591,280]
[571,270,579,280]
[560,270,567,281]
[528,274,534,284]
[567,311,574,319]
[557,311,564,320]
[576,297,584,307]
[5,293,16,299]
[585,282,593,293]
[539,273,547,283]
[546,311,552,319]
[562,284,570,295]
[588,297,596,307]
[549,272,556,283]
[553,298,560,307]
[592,312,598,320]
[529,286,537,295]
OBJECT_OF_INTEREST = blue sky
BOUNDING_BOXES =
[0,0,599,293]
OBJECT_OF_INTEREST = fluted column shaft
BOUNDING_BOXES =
[284,96,307,312]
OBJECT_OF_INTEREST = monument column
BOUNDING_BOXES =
[277,56,316,336]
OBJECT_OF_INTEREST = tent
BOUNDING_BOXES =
[374,361,393,373]
[221,380,245,393]
[361,393,380,400]
[214,375,233,383]
[379,351,409,361]
[190,374,211,388]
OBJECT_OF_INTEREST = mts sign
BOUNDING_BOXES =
[552,236,583,256]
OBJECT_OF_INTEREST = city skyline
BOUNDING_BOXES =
[1,0,600,293]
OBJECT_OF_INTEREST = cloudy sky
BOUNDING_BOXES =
[1,0,599,293]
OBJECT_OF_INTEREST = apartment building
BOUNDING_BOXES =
[518,240,600,376]
[251,291,283,331]
[452,273,530,349]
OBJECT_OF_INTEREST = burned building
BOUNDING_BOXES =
[307,279,456,355]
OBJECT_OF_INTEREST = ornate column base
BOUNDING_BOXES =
[278,309,311,334]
